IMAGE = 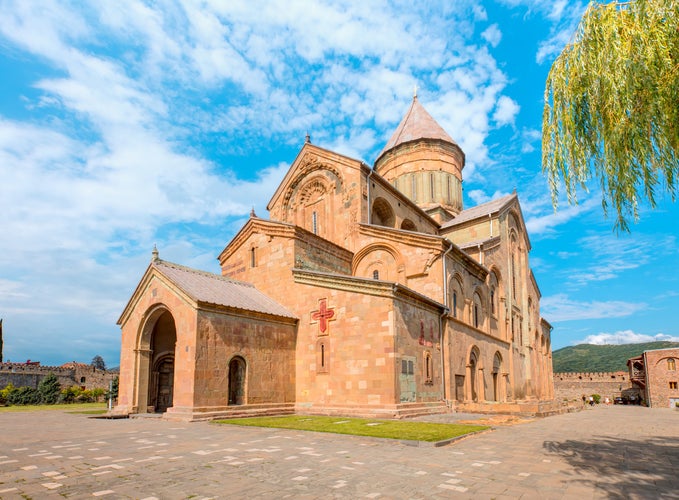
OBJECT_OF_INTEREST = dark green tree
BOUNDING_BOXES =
[91,355,106,371]
[38,373,61,404]
[105,376,119,402]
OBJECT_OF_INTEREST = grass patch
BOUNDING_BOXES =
[0,402,107,413]
[213,415,488,442]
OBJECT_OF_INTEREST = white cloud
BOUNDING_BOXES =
[541,294,646,322]
[525,197,599,235]
[493,95,519,126]
[481,24,502,47]
[567,233,677,286]
[576,330,679,346]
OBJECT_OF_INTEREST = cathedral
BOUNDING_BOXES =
[115,97,556,420]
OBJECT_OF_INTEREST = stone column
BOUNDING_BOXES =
[133,348,152,413]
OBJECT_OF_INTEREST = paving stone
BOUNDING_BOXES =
[0,406,677,498]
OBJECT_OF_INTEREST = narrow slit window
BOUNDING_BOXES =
[373,270,379,280]
[312,211,318,234]
[250,247,256,267]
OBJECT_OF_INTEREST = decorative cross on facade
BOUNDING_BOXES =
[311,298,335,335]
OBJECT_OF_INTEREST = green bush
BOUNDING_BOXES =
[7,386,41,405]
[591,394,601,404]
[59,385,81,403]
[0,383,16,405]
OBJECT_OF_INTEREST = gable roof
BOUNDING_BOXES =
[376,96,458,162]
[118,259,297,325]
[441,193,517,228]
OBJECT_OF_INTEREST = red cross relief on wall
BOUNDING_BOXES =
[311,298,335,335]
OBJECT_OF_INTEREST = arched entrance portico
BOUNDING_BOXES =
[133,306,177,414]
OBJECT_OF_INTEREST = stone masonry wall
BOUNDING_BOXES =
[554,371,634,402]
[0,363,116,391]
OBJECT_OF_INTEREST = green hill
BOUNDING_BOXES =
[552,341,679,373]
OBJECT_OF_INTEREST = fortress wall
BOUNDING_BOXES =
[554,371,635,402]
[0,363,115,391]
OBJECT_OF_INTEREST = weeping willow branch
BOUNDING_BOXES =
[542,0,678,231]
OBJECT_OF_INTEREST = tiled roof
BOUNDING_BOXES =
[441,193,516,229]
[153,260,297,319]
[377,97,457,160]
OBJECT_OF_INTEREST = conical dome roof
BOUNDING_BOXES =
[376,96,457,163]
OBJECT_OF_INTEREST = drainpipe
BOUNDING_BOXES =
[366,165,374,225]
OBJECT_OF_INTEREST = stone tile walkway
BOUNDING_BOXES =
[0,405,677,499]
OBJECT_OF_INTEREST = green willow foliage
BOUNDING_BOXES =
[543,0,678,231]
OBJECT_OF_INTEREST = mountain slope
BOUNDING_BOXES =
[552,341,679,373]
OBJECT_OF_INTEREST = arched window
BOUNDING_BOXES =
[424,352,433,383]
[450,277,463,319]
[372,270,379,280]
[472,291,484,330]
[669,358,676,371]
[250,247,257,268]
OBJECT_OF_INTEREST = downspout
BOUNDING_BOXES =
[366,165,374,225]
[441,241,454,405]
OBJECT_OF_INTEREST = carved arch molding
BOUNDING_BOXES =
[281,157,344,219]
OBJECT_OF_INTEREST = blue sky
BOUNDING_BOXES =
[1,0,677,367]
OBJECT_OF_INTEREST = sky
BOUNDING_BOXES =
[1,0,678,368]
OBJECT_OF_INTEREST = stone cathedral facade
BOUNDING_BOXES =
[116,97,556,420]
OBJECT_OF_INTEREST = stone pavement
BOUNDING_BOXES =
[0,405,678,499]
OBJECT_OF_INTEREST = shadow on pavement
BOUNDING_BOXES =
[544,436,679,498]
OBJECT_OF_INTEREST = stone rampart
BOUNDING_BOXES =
[0,363,115,391]
[554,371,635,403]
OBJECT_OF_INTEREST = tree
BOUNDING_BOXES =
[542,0,678,231]
[105,376,119,403]
[91,355,106,371]
[38,373,61,404]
